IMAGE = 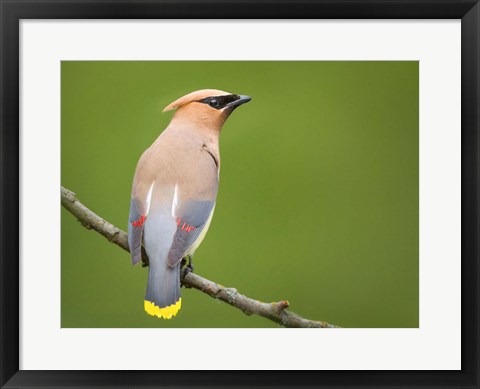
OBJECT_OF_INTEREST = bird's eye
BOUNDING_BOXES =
[208,98,220,108]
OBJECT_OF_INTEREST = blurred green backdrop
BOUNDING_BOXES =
[61,61,418,328]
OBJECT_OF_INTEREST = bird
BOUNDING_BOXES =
[128,89,251,319]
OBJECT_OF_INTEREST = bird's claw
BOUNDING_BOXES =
[180,256,194,288]
[141,247,149,267]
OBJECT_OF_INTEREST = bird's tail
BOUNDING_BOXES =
[144,262,182,319]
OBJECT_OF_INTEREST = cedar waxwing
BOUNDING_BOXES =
[128,89,251,319]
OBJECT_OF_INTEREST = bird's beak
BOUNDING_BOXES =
[226,95,252,109]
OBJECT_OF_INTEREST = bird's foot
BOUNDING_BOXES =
[184,255,194,273]
[141,247,149,268]
[180,255,194,288]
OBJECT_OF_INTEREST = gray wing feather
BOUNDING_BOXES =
[128,198,145,265]
[167,199,215,267]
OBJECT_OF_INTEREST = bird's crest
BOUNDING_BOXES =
[163,89,231,112]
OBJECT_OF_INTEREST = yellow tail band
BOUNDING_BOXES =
[144,298,182,319]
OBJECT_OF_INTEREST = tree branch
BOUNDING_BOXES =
[61,186,340,328]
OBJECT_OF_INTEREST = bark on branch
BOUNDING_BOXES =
[61,186,340,328]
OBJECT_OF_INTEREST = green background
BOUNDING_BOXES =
[61,61,419,328]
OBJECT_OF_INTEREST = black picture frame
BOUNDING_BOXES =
[1,1,478,388]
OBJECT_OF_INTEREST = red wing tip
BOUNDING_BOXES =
[131,215,146,227]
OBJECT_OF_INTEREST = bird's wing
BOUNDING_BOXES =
[167,197,216,267]
[128,180,155,265]
[128,198,147,265]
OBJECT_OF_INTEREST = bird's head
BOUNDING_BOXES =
[163,89,251,131]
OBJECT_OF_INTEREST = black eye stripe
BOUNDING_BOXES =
[197,95,240,109]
